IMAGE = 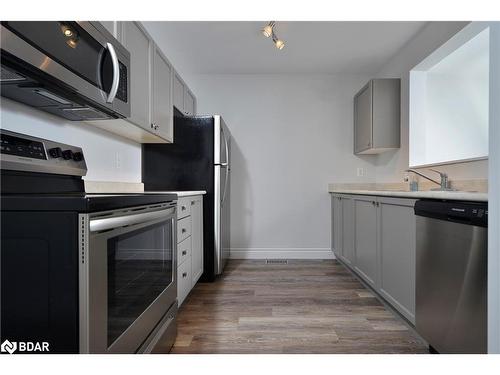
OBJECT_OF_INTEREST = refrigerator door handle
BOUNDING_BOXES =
[221,125,229,169]
[221,167,229,205]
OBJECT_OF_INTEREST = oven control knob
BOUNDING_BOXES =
[48,147,63,158]
[72,151,84,162]
[62,149,73,160]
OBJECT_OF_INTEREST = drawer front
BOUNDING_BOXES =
[177,258,192,306]
[177,197,191,220]
[177,236,191,267]
[177,216,192,243]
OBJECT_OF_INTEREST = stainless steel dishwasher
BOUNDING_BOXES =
[415,199,488,354]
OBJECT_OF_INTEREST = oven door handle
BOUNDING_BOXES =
[105,42,120,104]
[89,207,175,233]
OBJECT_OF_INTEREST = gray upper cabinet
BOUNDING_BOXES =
[88,21,196,144]
[184,89,195,116]
[353,196,379,288]
[173,73,184,111]
[120,22,152,133]
[173,70,197,116]
[377,197,416,323]
[100,21,119,37]
[354,79,401,155]
[152,47,173,142]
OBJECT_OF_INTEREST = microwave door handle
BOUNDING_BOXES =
[105,42,120,104]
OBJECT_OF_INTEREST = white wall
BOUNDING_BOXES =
[188,74,373,259]
[0,98,142,183]
[374,21,489,182]
[410,26,489,167]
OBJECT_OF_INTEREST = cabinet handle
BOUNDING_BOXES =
[182,250,187,256]
[181,205,186,211]
[182,228,187,233]
[372,201,376,206]
[151,123,159,131]
[376,202,380,207]
[182,272,187,278]
[191,201,195,205]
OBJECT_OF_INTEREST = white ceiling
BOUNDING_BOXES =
[143,21,427,75]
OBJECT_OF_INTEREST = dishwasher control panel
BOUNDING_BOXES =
[415,200,488,228]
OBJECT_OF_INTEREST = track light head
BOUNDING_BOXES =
[272,32,285,50]
[262,21,275,38]
[274,38,285,50]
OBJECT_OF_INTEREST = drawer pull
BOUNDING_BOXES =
[191,201,195,205]
[182,228,187,233]
[181,205,186,211]
[182,272,187,278]
[182,250,187,256]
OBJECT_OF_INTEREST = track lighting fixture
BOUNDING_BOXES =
[261,21,285,50]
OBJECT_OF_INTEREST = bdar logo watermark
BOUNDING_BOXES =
[1,340,17,354]
[1,339,49,354]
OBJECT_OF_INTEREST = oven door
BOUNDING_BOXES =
[79,203,177,353]
[1,21,130,118]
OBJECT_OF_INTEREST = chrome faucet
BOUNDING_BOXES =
[405,169,453,191]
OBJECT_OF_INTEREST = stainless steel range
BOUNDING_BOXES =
[0,129,177,353]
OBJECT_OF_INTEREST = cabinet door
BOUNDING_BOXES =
[152,46,173,142]
[354,82,373,153]
[184,89,195,116]
[341,195,355,265]
[331,194,342,257]
[100,21,118,38]
[353,196,378,287]
[120,22,151,131]
[190,196,204,285]
[173,73,184,112]
[378,197,416,323]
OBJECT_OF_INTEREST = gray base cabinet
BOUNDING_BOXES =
[353,196,379,288]
[331,193,416,323]
[377,197,416,322]
[177,195,204,306]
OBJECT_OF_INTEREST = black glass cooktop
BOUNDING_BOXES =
[1,193,177,212]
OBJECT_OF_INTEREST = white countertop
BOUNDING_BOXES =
[145,190,207,197]
[329,188,487,202]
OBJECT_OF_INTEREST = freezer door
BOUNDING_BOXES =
[214,165,230,275]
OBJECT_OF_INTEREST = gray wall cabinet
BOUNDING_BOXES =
[330,193,416,324]
[120,22,152,134]
[152,46,173,141]
[354,79,401,154]
[91,22,197,143]
[173,71,197,116]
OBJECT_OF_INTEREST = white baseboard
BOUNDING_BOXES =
[229,248,336,260]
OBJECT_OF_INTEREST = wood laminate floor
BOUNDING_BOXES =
[172,259,428,354]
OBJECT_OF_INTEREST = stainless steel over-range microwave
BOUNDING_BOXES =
[0,21,130,120]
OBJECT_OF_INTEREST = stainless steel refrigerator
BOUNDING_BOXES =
[143,115,231,281]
